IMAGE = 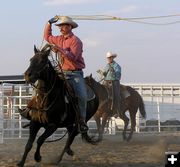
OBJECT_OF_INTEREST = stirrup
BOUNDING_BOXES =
[78,121,89,133]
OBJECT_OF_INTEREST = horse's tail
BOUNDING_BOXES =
[138,94,146,119]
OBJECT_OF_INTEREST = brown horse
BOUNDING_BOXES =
[85,74,146,141]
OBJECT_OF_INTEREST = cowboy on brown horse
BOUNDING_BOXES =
[97,51,121,114]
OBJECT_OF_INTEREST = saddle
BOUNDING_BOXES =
[103,82,130,100]
[56,72,96,102]
[64,83,96,103]
[120,84,130,99]
[86,84,96,101]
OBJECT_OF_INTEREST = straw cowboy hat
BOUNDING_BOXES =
[106,51,117,58]
[55,16,78,29]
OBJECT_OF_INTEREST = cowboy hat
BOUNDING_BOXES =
[106,51,117,58]
[55,16,78,29]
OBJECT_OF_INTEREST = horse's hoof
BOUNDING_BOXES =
[122,135,127,141]
[96,139,101,143]
[56,158,62,164]
[34,154,42,162]
[127,136,132,142]
[97,136,103,142]
[17,162,24,167]
[66,149,74,156]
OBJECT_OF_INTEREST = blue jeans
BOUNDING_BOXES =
[64,70,87,120]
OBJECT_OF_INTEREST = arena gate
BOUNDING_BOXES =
[0,81,180,143]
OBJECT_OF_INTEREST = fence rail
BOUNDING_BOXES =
[1,83,180,143]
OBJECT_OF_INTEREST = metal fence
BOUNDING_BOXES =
[1,83,180,143]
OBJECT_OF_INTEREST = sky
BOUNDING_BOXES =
[0,0,180,83]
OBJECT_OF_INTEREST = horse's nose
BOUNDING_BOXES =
[24,70,32,80]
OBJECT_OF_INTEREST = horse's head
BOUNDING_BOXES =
[84,74,94,86]
[24,44,51,84]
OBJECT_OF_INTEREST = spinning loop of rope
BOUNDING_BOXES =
[40,13,180,49]
[57,14,180,25]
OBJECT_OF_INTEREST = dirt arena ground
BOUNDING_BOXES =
[0,132,180,167]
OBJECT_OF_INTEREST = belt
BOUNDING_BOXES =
[63,69,82,72]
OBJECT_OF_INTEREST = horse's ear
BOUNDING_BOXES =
[44,49,51,56]
[90,73,92,78]
[34,45,39,54]
[42,44,51,56]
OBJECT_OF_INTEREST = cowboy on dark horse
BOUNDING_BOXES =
[19,16,88,133]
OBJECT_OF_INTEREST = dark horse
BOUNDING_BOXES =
[85,75,146,141]
[17,45,99,167]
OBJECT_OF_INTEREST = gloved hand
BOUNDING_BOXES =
[97,69,106,76]
[48,15,59,24]
[97,69,103,74]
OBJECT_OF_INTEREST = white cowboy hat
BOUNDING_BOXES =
[106,51,117,58]
[55,16,78,29]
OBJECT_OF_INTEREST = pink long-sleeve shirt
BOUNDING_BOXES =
[44,23,85,71]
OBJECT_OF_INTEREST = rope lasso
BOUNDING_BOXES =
[39,13,180,51]
[57,14,180,26]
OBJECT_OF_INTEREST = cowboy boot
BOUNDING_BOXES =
[18,108,31,120]
[78,119,89,133]
[71,97,89,133]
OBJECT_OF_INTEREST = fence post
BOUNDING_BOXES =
[0,84,4,143]
[157,97,161,132]
[111,117,116,135]
[18,85,22,138]
[136,110,140,132]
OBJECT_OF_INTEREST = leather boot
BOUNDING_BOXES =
[78,119,89,133]
[18,108,31,120]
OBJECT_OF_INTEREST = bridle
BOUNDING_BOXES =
[28,59,59,112]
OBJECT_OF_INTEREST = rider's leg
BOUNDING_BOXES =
[77,94,88,133]
[112,81,121,117]
[66,71,88,133]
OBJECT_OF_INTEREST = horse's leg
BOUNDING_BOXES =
[17,122,40,167]
[127,109,137,141]
[65,126,79,156]
[100,113,109,139]
[93,112,102,141]
[34,123,57,162]
[119,111,129,141]
[57,127,78,163]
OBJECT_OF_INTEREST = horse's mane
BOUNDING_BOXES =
[85,75,108,100]
[87,76,102,87]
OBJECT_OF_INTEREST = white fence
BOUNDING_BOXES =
[0,83,180,143]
